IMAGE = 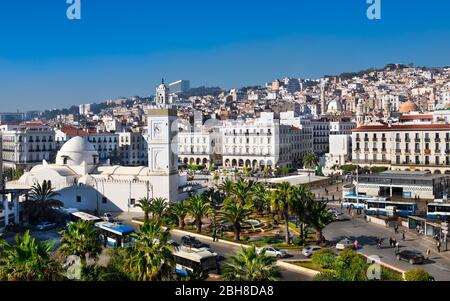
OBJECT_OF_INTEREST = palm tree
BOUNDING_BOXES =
[203,188,223,226]
[124,221,174,281]
[252,183,272,216]
[272,182,295,244]
[218,201,253,241]
[186,195,210,233]
[0,231,63,281]
[24,180,63,223]
[59,220,103,265]
[263,165,272,178]
[306,200,335,242]
[170,201,189,229]
[223,246,281,281]
[135,197,152,222]
[291,185,314,240]
[149,197,169,222]
[229,178,254,206]
[219,179,234,196]
[303,152,318,183]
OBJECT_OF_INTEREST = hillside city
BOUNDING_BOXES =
[1,63,450,282]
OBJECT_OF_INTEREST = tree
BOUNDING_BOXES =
[24,180,63,223]
[272,182,296,244]
[219,201,253,241]
[149,197,169,222]
[219,179,234,196]
[186,195,210,233]
[212,170,220,183]
[290,185,314,241]
[303,151,318,183]
[223,246,281,281]
[333,249,368,281]
[124,221,174,281]
[135,197,152,222]
[404,269,433,281]
[59,221,102,266]
[170,201,189,229]
[306,199,335,242]
[229,178,254,206]
[252,183,272,216]
[0,231,63,281]
[311,248,336,269]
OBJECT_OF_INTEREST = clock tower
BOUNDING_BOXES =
[147,108,179,202]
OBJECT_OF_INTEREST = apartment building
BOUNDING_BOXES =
[0,123,56,171]
[312,120,356,155]
[118,131,148,166]
[353,123,450,174]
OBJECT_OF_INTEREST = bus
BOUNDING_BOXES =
[94,221,136,248]
[427,203,450,221]
[365,200,417,217]
[70,211,103,224]
[172,246,218,277]
[342,194,380,210]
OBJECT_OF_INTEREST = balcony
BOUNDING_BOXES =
[425,138,431,142]
[435,149,441,153]
[405,149,411,154]
[405,138,411,142]
[414,149,421,154]
[381,137,387,142]
[364,148,370,152]
[446,138,450,143]
[364,138,369,142]
[424,149,431,155]
[373,138,378,142]
[355,138,361,142]
[355,148,361,152]
[381,148,387,153]
[395,149,401,154]
[415,138,421,142]
[372,148,378,152]
[395,138,401,142]
[435,138,441,143]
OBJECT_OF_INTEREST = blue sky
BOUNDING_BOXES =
[0,0,449,111]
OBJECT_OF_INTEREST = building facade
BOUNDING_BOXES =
[0,123,56,171]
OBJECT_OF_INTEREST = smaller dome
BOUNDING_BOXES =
[399,100,418,113]
[327,99,343,113]
[56,136,99,166]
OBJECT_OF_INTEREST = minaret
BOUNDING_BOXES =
[320,80,326,115]
[147,108,179,202]
[383,99,392,119]
[155,78,169,106]
[356,99,365,127]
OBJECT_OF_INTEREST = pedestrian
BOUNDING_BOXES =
[389,237,393,247]
[395,241,400,253]
[394,225,398,234]
[437,240,441,253]
[354,239,359,250]
[402,231,406,241]
[219,226,224,238]
[426,249,431,260]
[341,202,344,210]
[212,226,217,242]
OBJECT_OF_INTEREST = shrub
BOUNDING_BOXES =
[313,270,339,281]
[404,269,433,281]
[311,249,336,269]
[370,166,388,173]
[381,267,404,281]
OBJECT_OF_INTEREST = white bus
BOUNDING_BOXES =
[94,221,136,248]
[173,246,218,277]
[427,203,450,221]
[365,200,417,217]
[342,194,381,210]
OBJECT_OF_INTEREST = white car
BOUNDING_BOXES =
[336,238,354,250]
[257,246,288,258]
[334,213,346,221]
[302,245,322,257]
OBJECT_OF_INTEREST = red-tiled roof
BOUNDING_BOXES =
[353,123,450,132]
[399,115,433,120]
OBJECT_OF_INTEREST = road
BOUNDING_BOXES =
[323,211,450,280]
[169,232,313,281]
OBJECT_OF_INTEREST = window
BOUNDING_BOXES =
[76,196,81,203]
[130,198,136,206]
[102,197,107,204]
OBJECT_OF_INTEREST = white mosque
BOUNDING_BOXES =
[9,109,192,213]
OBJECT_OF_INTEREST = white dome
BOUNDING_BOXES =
[56,136,99,166]
[327,99,343,113]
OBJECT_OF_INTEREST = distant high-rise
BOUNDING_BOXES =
[79,104,91,116]
[168,80,190,94]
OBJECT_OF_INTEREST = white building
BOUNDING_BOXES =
[7,109,189,214]
[325,134,352,170]
[119,131,148,166]
[79,104,92,116]
[0,123,56,171]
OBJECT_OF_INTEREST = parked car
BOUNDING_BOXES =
[334,213,346,221]
[336,238,354,250]
[396,250,425,265]
[35,222,57,231]
[180,235,210,249]
[256,246,288,258]
[302,245,322,257]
